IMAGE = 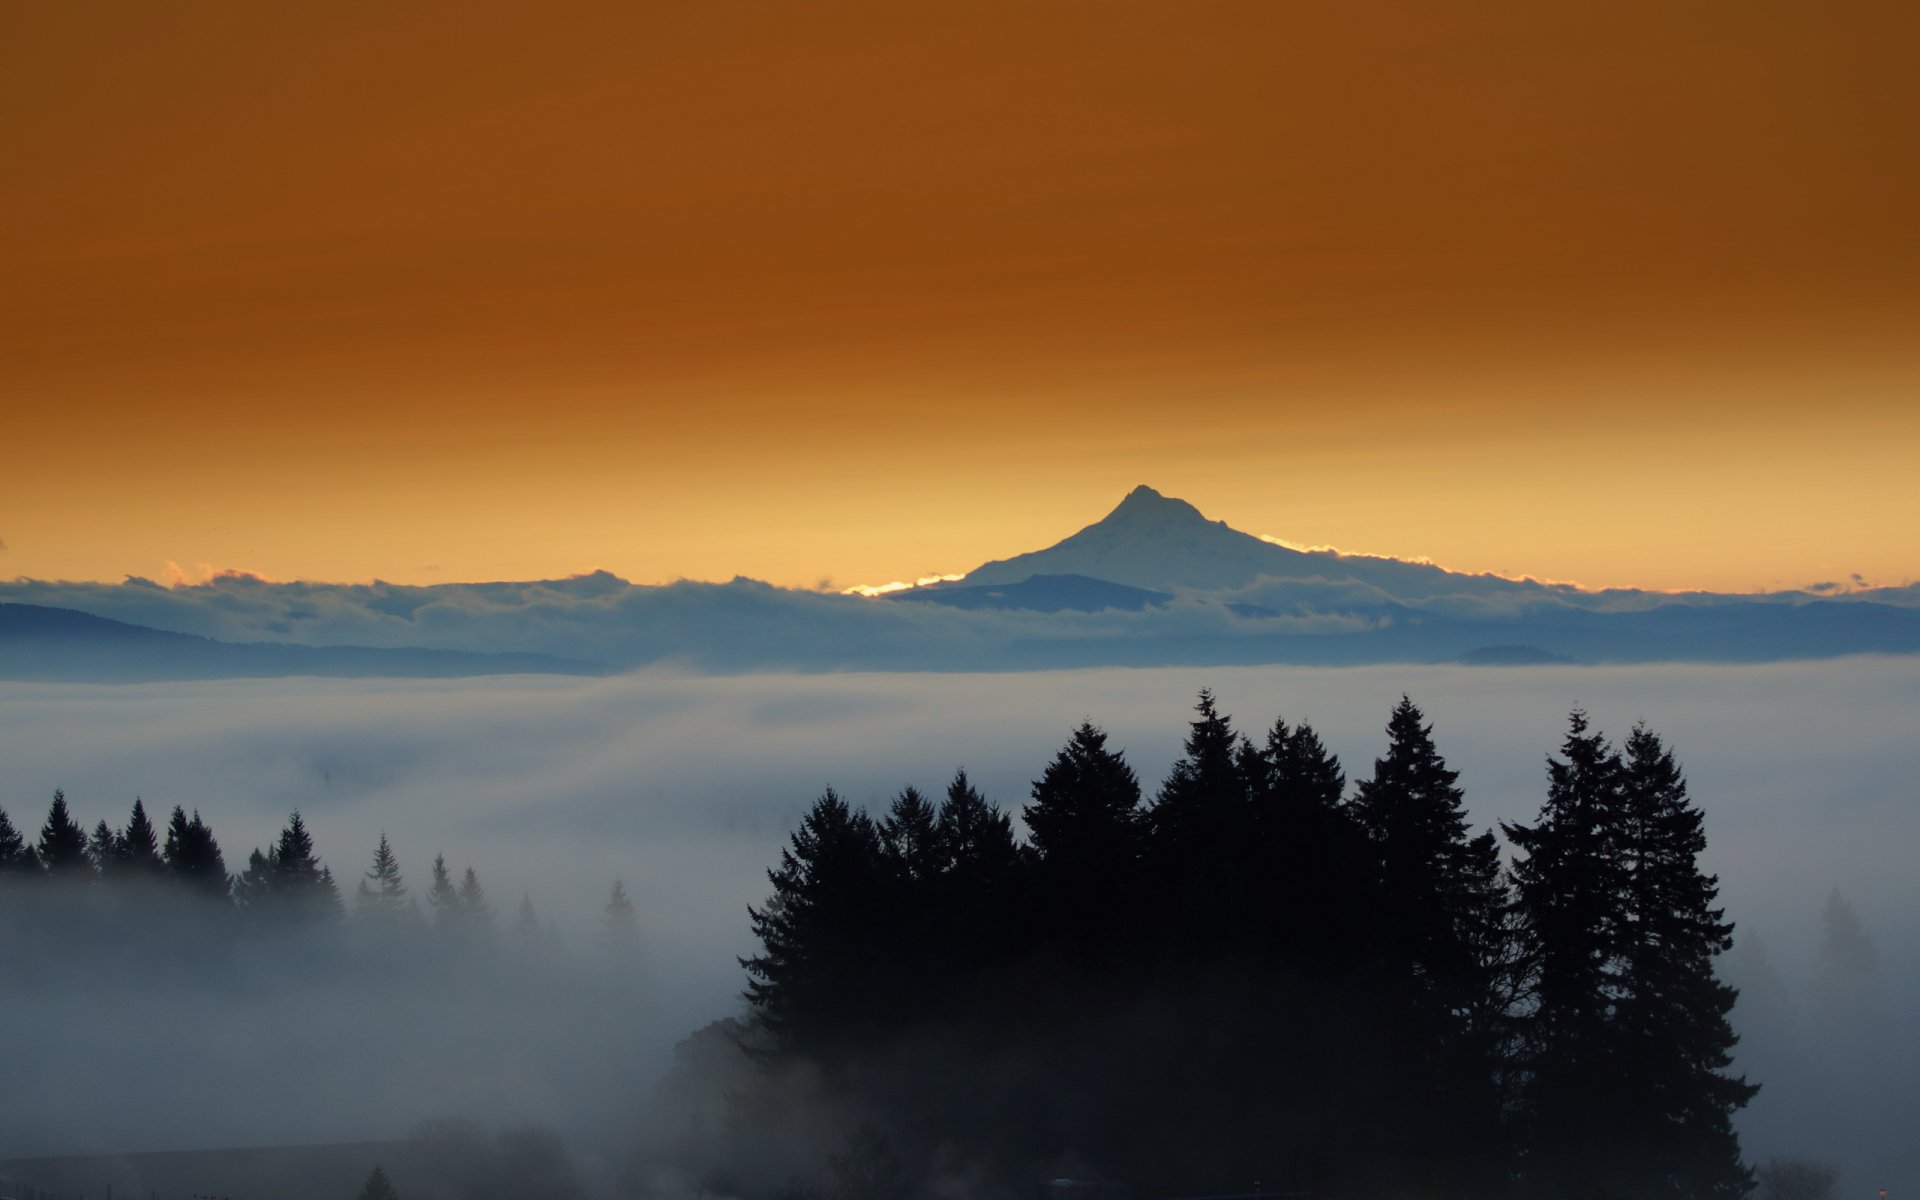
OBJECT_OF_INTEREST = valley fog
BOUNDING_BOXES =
[1,659,1915,1192]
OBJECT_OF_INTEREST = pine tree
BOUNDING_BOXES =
[1503,712,1637,1194]
[1812,888,1880,1018]
[513,893,542,942]
[878,786,944,886]
[1023,721,1142,965]
[238,812,342,925]
[600,878,641,968]
[37,790,91,880]
[426,853,461,930]
[120,798,165,876]
[276,811,343,923]
[1347,696,1508,1191]
[1247,715,1365,968]
[88,819,123,874]
[1144,691,1254,958]
[933,769,1022,983]
[742,788,887,1056]
[358,1163,401,1200]
[1611,723,1757,1199]
[356,833,411,924]
[0,806,32,876]
[458,866,495,937]
[163,806,230,902]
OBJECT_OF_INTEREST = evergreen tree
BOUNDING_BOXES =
[276,811,343,923]
[239,812,342,925]
[426,853,461,930]
[742,788,887,1056]
[932,769,1023,983]
[0,806,32,875]
[1347,696,1508,1191]
[459,866,495,936]
[1247,715,1365,968]
[1504,712,1636,1195]
[89,819,123,874]
[513,893,542,942]
[1144,691,1253,957]
[358,1163,401,1200]
[120,798,165,876]
[1812,888,1880,1017]
[600,878,642,968]
[356,833,411,924]
[162,805,230,902]
[1022,722,1142,964]
[234,846,275,912]
[37,789,92,879]
[878,786,944,886]
[1611,723,1757,1199]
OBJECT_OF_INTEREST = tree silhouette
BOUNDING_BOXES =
[162,805,230,902]
[357,1163,400,1200]
[0,806,32,876]
[356,833,414,929]
[36,790,91,880]
[1611,723,1757,1199]
[1022,721,1141,967]
[600,878,641,969]
[743,788,886,1057]
[120,798,165,876]
[426,853,460,930]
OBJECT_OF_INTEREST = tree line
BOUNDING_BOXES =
[725,692,1755,1200]
[0,794,639,957]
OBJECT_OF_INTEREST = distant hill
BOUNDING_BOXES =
[0,603,606,681]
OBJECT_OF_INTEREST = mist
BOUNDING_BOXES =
[2,658,1916,1193]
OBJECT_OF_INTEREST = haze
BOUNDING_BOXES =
[2,660,1914,1192]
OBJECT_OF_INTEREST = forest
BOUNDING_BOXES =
[657,692,1757,1200]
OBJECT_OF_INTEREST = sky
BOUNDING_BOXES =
[3,1,1916,594]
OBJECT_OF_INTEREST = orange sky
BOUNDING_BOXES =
[3,0,1916,594]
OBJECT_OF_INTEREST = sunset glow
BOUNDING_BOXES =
[2,1,1914,593]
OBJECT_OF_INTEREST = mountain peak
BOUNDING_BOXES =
[1104,484,1210,526]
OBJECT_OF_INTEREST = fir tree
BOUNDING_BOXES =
[1144,690,1252,956]
[1347,696,1508,1191]
[600,878,641,968]
[275,811,343,923]
[162,805,230,902]
[1247,716,1365,968]
[1022,721,1142,964]
[356,833,411,924]
[742,788,887,1056]
[239,812,342,925]
[37,789,91,879]
[878,786,943,886]
[1611,723,1757,1199]
[1504,712,1636,1195]
[0,806,32,875]
[88,819,123,874]
[120,798,165,876]
[513,893,542,942]
[426,853,461,930]
[358,1163,401,1200]
[459,866,495,936]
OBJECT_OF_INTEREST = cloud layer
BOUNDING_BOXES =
[1,659,1915,1186]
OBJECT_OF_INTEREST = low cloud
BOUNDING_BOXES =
[0,659,1915,1186]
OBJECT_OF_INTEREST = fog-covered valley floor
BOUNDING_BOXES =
[2,659,1915,1192]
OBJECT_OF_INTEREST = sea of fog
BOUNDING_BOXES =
[2,659,1916,1189]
